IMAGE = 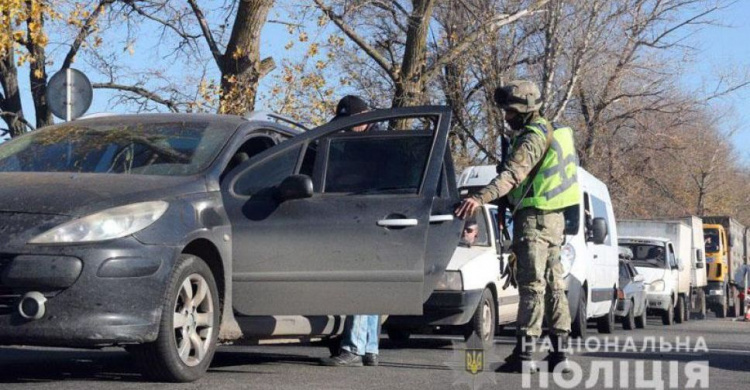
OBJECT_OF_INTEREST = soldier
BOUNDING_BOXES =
[455,80,580,373]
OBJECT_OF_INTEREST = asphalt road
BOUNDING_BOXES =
[1,313,749,390]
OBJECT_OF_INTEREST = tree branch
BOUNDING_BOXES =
[423,3,549,82]
[313,0,396,81]
[92,82,179,112]
[62,0,114,69]
[187,0,224,67]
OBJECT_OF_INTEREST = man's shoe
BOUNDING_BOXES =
[496,336,538,373]
[545,352,572,374]
[363,353,379,367]
[320,350,363,367]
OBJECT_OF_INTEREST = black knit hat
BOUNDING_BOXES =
[333,95,369,120]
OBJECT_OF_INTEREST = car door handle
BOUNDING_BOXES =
[429,214,454,223]
[593,255,598,259]
[377,218,419,227]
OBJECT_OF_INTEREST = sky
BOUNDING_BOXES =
[8,2,750,164]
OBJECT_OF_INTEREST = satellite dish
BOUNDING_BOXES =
[46,68,93,121]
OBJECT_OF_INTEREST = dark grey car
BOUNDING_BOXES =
[0,107,462,381]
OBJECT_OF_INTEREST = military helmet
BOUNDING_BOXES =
[493,80,542,113]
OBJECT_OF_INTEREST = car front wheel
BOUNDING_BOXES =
[131,254,220,382]
[465,288,496,342]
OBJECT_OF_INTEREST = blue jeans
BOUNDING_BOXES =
[341,315,380,355]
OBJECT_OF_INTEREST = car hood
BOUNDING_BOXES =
[446,246,489,271]
[634,266,666,285]
[0,172,204,216]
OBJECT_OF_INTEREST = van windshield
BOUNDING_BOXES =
[704,229,720,253]
[619,243,667,269]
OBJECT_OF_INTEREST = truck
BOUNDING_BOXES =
[618,219,705,324]
[702,216,749,318]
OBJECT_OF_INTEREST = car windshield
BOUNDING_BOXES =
[0,120,236,176]
[704,229,720,252]
[620,243,667,268]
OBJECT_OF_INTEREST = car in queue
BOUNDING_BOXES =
[0,107,463,382]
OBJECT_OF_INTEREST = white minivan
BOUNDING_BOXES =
[456,166,620,337]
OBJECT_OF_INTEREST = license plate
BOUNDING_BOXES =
[709,290,723,296]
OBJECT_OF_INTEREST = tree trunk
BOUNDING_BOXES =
[391,0,434,109]
[0,50,28,138]
[219,0,275,115]
[25,0,52,128]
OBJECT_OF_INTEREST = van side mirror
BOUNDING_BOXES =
[633,274,645,283]
[589,217,608,245]
[278,174,313,201]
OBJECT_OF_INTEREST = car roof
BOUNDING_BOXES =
[72,112,305,137]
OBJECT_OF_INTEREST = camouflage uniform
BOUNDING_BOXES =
[473,115,571,338]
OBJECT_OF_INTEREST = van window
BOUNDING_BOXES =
[590,194,612,246]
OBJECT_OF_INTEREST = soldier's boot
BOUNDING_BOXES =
[545,334,572,374]
[497,336,538,373]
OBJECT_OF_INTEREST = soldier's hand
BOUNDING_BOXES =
[455,197,481,219]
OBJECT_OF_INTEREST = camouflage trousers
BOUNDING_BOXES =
[513,207,570,337]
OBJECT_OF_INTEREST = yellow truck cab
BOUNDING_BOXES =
[703,217,747,318]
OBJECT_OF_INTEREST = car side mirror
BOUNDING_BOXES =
[633,274,644,283]
[278,174,313,201]
[589,217,607,245]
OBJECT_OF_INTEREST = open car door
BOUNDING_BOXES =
[222,106,462,315]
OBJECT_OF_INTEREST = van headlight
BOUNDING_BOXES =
[648,279,665,292]
[435,271,463,291]
[29,201,169,244]
[560,243,575,276]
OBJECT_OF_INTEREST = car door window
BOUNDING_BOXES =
[232,145,302,197]
[321,133,431,195]
[220,135,277,182]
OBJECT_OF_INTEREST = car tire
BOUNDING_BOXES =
[386,327,411,343]
[130,254,220,382]
[597,298,615,334]
[465,288,496,342]
[695,289,707,319]
[675,295,686,324]
[622,300,636,330]
[662,299,674,326]
[634,304,647,329]
[715,291,727,318]
[570,288,587,339]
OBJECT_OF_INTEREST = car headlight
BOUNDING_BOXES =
[29,201,169,244]
[560,243,575,276]
[648,279,665,292]
[435,271,463,291]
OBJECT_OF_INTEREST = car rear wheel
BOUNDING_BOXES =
[694,289,707,319]
[465,288,496,342]
[634,304,647,329]
[597,298,615,334]
[662,299,674,326]
[130,254,220,382]
[675,295,686,324]
[715,292,727,318]
[570,288,587,339]
[622,300,636,330]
